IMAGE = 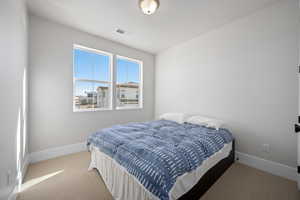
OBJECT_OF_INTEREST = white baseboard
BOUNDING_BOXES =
[236,151,297,181]
[8,186,18,200]
[27,143,297,183]
[22,155,29,179]
[1,154,30,200]
[29,142,87,163]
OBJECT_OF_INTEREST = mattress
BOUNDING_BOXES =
[88,141,232,200]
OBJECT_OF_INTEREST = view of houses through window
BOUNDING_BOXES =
[116,56,141,109]
[73,45,142,111]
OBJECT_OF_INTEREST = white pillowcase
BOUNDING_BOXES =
[159,113,186,124]
[185,115,224,130]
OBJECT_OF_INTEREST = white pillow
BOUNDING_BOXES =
[159,113,186,124]
[185,115,224,130]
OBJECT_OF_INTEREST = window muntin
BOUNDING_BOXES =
[73,45,112,111]
[116,56,142,109]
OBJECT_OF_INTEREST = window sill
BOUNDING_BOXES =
[116,107,143,111]
[73,107,143,112]
[73,108,113,112]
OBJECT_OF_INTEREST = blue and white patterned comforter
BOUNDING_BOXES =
[87,120,233,200]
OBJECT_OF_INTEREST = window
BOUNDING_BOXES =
[116,56,142,109]
[73,45,143,112]
[73,45,113,111]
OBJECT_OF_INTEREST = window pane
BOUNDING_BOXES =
[116,57,141,108]
[74,48,110,81]
[93,82,111,109]
[74,81,94,110]
[74,81,110,110]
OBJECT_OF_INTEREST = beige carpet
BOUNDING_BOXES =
[17,151,300,200]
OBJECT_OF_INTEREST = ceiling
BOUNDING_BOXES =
[27,0,281,54]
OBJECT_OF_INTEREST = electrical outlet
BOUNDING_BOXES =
[262,144,270,154]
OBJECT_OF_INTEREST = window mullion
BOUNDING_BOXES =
[139,61,143,109]
[111,54,117,110]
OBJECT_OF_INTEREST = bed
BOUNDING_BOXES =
[87,119,234,200]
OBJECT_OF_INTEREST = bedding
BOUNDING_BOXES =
[185,115,224,130]
[88,141,232,200]
[158,113,187,123]
[87,120,233,200]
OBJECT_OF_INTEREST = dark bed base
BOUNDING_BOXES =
[178,140,235,200]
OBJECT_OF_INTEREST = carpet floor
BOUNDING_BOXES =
[17,151,300,200]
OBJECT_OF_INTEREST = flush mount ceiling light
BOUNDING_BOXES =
[139,0,160,15]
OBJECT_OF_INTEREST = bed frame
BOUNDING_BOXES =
[178,140,235,200]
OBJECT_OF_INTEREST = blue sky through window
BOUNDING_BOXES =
[74,48,140,96]
[116,58,140,84]
[74,49,110,81]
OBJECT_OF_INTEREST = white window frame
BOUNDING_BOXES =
[72,44,143,112]
[73,44,113,112]
[115,55,143,110]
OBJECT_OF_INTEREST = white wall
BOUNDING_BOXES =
[0,0,28,199]
[29,16,155,153]
[155,0,298,167]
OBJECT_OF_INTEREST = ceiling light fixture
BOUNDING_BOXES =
[139,0,160,15]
